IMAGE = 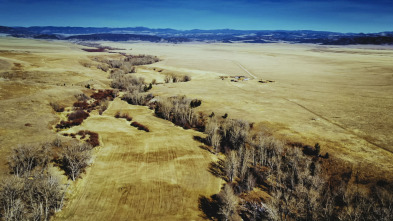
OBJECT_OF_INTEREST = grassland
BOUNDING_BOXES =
[101,41,393,180]
[1,37,392,220]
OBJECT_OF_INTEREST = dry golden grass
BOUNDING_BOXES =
[0,37,223,220]
[1,37,393,220]
[100,41,393,180]
[54,99,222,220]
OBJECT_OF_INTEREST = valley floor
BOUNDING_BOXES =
[1,37,392,220]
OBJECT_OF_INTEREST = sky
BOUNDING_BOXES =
[0,0,392,33]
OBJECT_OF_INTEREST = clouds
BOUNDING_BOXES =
[0,0,392,32]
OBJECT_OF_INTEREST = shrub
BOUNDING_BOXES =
[60,142,92,181]
[52,136,63,148]
[97,64,109,72]
[8,144,51,176]
[98,99,109,115]
[68,110,89,121]
[183,75,191,82]
[131,121,150,132]
[56,110,90,129]
[164,75,171,83]
[155,96,201,128]
[122,92,154,105]
[75,93,89,102]
[91,89,116,101]
[50,102,64,112]
[77,130,100,147]
[123,54,159,65]
[111,75,145,91]
[0,172,65,221]
[73,101,89,109]
[190,99,202,108]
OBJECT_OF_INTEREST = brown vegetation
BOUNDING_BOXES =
[130,121,150,132]
[60,142,92,181]
[154,96,204,130]
[77,130,100,147]
[164,73,192,83]
[8,144,51,177]
[122,91,154,106]
[199,115,393,220]
[50,102,65,112]
[0,172,65,221]
[114,112,132,121]
[1,142,68,220]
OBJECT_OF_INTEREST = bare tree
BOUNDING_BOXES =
[218,185,239,221]
[0,176,25,221]
[61,143,92,181]
[225,151,239,182]
[30,173,65,220]
[8,144,51,177]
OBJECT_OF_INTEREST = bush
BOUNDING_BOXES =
[98,99,109,115]
[77,130,100,147]
[111,75,145,91]
[50,102,65,112]
[131,121,150,132]
[97,64,109,72]
[122,92,154,105]
[68,110,89,121]
[73,101,89,109]
[154,96,203,129]
[8,144,51,177]
[183,75,191,82]
[0,172,65,221]
[115,112,133,121]
[90,89,116,101]
[75,93,90,102]
[60,142,92,181]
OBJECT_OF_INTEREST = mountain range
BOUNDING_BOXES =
[1,26,393,45]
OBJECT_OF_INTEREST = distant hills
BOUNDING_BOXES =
[1,26,393,45]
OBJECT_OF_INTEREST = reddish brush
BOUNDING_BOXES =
[82,48,106,52]
[91,90,115,101]
[73,101,89,109]
[115,112,132,121]
[131,121,149,132]
[68,110,89,121]
[77,130,100,147]
[121,113,133,121]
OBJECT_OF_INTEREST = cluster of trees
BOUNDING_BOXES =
[154,96,203,129]
[122,90,154,106]
[1,143,63,220]
[200,116,393,221]
[95,54,159,74]
[0,137,97,220]
[164,73,191,83]
[0,172,65,221]
[109,67,154,106]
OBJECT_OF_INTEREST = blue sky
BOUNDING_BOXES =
[0,0,392,33]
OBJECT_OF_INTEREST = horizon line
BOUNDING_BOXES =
[5,25,393,35]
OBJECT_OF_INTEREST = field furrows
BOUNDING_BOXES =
[55,99,222,220]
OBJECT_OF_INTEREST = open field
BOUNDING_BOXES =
[101,41,393,179]
[1,37,393,220]
[54,99,222,220]
[0,37,223,220]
